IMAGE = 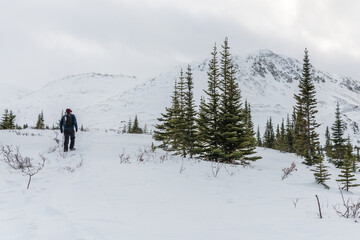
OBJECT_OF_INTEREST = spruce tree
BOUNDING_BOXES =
[311,156,331,189]
[242,102,261,161]
[293,49,320,166]
[325,126,332,158]
[131,115,143,133]
[285,114,294,153]
[263,118,275,148]
[171,69,187,157]
[217,38,247,163]
[127,118,132,133]
[336,145,360,191]
[36,111,45,129]
[0,109,9,129]
[154,80,179,151]
[274,124,281,150]
[8,110,16,129]
[196,43,222,161]
[183,65,197,157]
[330,102,347,167]
[256,126,262,147]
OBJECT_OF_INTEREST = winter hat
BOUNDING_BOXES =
[66,108,72,113]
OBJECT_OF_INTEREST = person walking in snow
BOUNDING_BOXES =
[60,108,78,152]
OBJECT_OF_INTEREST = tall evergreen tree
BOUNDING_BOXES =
[36,111,45,129]
[8,110,16,129]
[131,115,143,133]
[325,126,332,158]
[0,109,9,129]
[285,114,294,153]
[243,102,261,161]
[336,145,360,191]
[293,49,320,166]
[275,119,287,152]
[330,102,347,167]
[127,118,132,133]
[263,118,275,148]
[196,43,222,161]
[171,69,187,157]
[154,80,180,151]
[183,65,197,157]
[217,38,248,163]
[256,126,262,147]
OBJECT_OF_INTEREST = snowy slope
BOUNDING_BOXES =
[2,50,360,143]
[0,82,30,104]
[0,73,144,128]
[100,49,360,142]
[1,129,360,240]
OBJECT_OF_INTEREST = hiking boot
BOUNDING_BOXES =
[70,148,76,151]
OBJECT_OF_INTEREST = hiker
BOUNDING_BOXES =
[60,108,78,152]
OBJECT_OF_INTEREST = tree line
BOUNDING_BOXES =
[255,49,359,191]
[154,38,260,164]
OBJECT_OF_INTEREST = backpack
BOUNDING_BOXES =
[64,114,73,126]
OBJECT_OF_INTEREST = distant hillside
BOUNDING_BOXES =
[1,51,360,144]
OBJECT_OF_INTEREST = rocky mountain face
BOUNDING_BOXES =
[1,50,360,144]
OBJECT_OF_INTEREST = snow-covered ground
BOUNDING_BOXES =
[1,129,360,240]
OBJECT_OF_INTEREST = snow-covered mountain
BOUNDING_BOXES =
[0,73,144,128]
[1,50,360,143]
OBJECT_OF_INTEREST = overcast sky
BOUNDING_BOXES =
[1,0,360,89]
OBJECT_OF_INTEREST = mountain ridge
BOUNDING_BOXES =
[1,50,360,144]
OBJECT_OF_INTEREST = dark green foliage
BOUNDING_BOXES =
[36,111,45,129]
[325,126,332,158]
[311,157,331,189]
[242,102,261,161]
[275,119,287,152]
[285,114,295,153]
[216,38,249,163]
[263,118,275,148]
[256,126,262,147]
[0,109,16,129]
[127,118,132,133]
[196,44,222,161]
[336,144,360,191]
[170,70,187,157]
[130,115,143,134]
[154,78,184,153]
[293,49,320,166]
[155,38,259,163]
[330,102,347,167]
[183,65,197,157]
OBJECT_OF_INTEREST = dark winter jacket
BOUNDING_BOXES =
[60,114,78,131]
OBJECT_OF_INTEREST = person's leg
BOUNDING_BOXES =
[64,130,70,151]
[69,130,76,150]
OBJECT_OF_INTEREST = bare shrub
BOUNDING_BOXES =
[0,145,43,189]
[137,152,145,163]
[179,160,186,173]
[119,149,130,164]
[54,132,60,145]
[211,162,223,177]
[293,199,299,208]
[76,154,84,168]
[39,153,47,167]
[223,164,234,176]
[281,162,297,180]
[333,187,360,220]
[159,153,169,163]
[1,145,32,170]
[64,166,76,173]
